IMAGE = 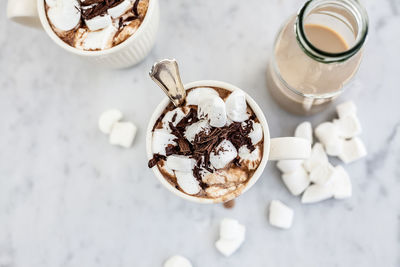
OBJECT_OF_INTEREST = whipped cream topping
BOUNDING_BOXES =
[148,87,264,199]
[45,0,149,51]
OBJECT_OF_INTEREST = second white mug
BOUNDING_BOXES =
[7,0,160,68]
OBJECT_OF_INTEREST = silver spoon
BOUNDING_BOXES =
[149,59,186,107]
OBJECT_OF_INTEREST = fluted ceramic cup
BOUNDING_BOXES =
[7,0,159,68]
[146,80,311,204]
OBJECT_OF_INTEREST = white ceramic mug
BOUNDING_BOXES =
[7,0,159,68]
[146,80,311,204]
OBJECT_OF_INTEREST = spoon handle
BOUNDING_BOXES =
[149,59,186,107]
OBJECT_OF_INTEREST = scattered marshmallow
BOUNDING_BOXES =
[331,165,352,199]
[98,109,123,134]
[166,155,195,172]
[107,0,131,18]
[248,122,263,145]
[216,218,245,257]
[85,15,112,31]
[324,137,344,157]
[219,218,246,241]
[162,108,186,132]
[339,137,367,164]
[281,167,310,196]
[336,101,357,119]
[315,122,339,146]
[333,114,362,138]
[164,255,192,267]
[83,25,117,50]
[225,90,249,122]
[210,140,237,169]
[184,120,211,143]
[303,143,328,172]
[276,160,303,173]
[109,122,137,148]
[309,162,335,185]
[175,171,201,195]
[301,184,333,204]
[269,200,294,229]
[294,121,313,143]
[198,95,227,127]
[186,87,219,106]
[47,0,81,31]
[152,130,177,156]
[238,146,261,170]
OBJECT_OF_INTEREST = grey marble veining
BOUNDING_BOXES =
[0,0,399,266]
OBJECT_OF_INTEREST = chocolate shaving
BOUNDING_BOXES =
[148,153,166,168]
[177,139,191,155]
[193,166,207,190]
[80,0,125,20]
[132,0,140,16]
[80,0,104,6]
[171,113,178,123]
[125,15,139,22]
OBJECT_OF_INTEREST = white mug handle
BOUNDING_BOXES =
[269,137,311,161]
[7,0,41,28]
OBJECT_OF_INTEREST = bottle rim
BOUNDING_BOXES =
[295,0,369,63]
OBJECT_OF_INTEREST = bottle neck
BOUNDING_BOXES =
[295,0,368,63]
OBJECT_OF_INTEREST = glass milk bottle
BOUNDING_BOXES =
[267,0,368,115]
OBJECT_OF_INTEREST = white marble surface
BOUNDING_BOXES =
[1,0,400,266]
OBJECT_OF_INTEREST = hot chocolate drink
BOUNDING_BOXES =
[148,87,264,201]
[44,0,149,51]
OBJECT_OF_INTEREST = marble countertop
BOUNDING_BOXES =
[1,0,400,266]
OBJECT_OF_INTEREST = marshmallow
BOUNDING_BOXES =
[333,114,362,138]
[219,218,246,241]
[45,0,57,8]
[216,218,245,257]
[107,0,131,18]
[166,155,195,172]
[47,0,81,31]
[281,167,310,196]
[276,160,303,173]
[198,95,227,127]
[184,120,211,143]
[152,129,177,156]
[109,122,137,148]
[206,186,230,198]
[294,121,313,143]
[336,101,357,119]
[303,143,328,172]
[225,90,249,122]
[215,239,243,257]
[324,137,344,157]
[339,137,367,164]
[162,108,186,132]
[210,140,238,169]
[186,87,219,106]
[98,109,123,134]
[269,200,294,229]
[164,255,192,267]
[315,122,340,146]
[301,184,333,204]
[85,15,112,31]
[309,162,335,185]
[238,146,261,170]
[175,171,201,195]
[83,25,117,50]
[248,122,263,145]
[331,165,352,199]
